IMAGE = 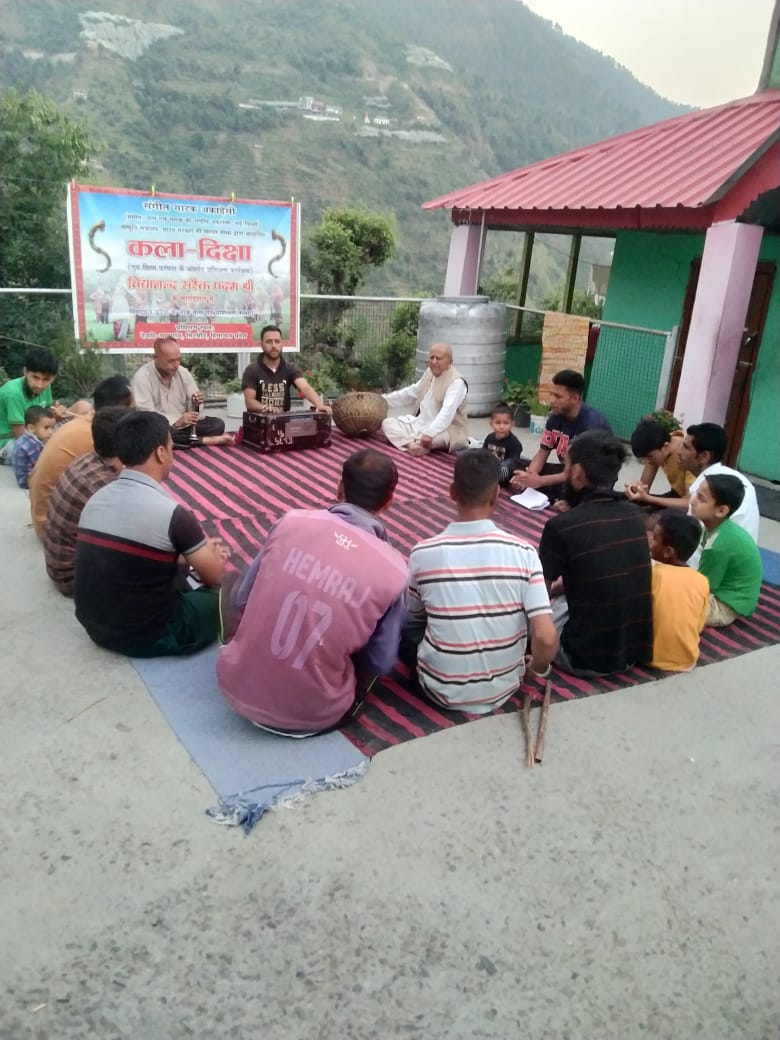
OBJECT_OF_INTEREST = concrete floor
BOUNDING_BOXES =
[1,428,778,1040]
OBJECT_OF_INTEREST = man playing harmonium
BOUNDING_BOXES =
[241,324,332,415]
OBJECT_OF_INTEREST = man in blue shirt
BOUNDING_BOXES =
[510,369,611,502]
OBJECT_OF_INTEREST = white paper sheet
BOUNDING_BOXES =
[510,488,550,511]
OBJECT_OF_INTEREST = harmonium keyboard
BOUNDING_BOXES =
[240,410,332,454]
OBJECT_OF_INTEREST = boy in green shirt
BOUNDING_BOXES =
[0,348,66,462]
[690,473,762,626]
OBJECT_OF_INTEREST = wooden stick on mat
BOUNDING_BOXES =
[534,680,552,765]
[522,688,535,768]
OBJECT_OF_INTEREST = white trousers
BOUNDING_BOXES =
[381,416,450,452]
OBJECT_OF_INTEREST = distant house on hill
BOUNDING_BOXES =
[423,3,780,482]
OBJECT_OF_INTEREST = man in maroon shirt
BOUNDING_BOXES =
[44,407,128,597]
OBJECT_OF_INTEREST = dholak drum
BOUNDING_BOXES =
[331,392,388,437]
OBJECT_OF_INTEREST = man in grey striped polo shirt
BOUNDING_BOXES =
[74,411,226,657]
[405,450,558,713]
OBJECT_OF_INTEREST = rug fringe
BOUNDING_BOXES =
[205,761,370,833]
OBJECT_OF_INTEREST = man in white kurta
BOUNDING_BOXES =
[381,343,469,456]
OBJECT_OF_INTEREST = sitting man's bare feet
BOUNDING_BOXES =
[407,442,430,457]
[203,432,235,447]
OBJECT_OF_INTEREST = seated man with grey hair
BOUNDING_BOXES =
[381,342,469,457]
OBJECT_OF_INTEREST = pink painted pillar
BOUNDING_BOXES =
[675,221,763,425]
[443,222,486,296]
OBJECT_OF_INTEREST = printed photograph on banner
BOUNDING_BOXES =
[66,183,299,353]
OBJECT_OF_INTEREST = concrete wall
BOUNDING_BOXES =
[596,230,779,480]
[586,232,702,439]
[602,230,705,329]
[740,234,780,480]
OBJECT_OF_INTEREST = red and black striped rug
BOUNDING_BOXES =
[167,432,780,757]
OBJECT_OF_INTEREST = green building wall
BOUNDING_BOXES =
[589,230,779,480]
[740,235,780,481]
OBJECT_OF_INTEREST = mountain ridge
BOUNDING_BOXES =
[1,0,689,292]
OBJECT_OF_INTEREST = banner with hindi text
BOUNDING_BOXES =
[67,183,299,352]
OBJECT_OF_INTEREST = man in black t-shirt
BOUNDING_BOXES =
[241,325,331,415]
[510,369,611,502]
[538,430,653,676]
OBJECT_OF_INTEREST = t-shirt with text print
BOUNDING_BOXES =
[540,403,612,462]
[241,356,303,413]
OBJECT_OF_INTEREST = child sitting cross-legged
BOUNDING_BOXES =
[12,405,55,490]
[648,510,709,671]
[690,474,763,627]
[483,404,524,486]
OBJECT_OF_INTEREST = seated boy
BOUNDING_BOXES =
[0,347,66,464]
[12,406,55,489]
[647,510,709,671]
[483,404,524,486]
[625,418,692,509]
[689,474,763,627]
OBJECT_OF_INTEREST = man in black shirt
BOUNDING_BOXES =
[241,325,331,415]
[538,429,653,676]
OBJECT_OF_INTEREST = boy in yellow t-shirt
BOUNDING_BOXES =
[626,419,693,509]
[648,510,709,671]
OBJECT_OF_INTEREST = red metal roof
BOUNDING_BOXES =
[423,91,780,219]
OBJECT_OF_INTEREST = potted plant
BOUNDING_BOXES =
[526,390,550,435]
[300,367,334,406]
[224,378,245,419]
[645,408,682,436]
[502,379,544,429]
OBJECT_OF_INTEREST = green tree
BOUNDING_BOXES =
[301,207,395,296]
[539,289,603,319]
[481,266,522,304]
[383,300,419,387]
[300,208,396,387]
[0,89,93,373]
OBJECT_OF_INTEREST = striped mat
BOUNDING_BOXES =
[167,432,780,758]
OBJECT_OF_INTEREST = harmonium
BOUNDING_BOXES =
[240,411,332,454]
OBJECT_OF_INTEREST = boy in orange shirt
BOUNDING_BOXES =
[648,510,709,671]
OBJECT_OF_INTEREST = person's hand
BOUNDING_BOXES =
[624,482,648,503]
[315,402,332,415]
[552,499,570,514]
[175,411,199,428]
[419,434,433,449]
[549,577,564,598]
[192,391,205,407]
[512,470,543,490]
[51,402,69,421]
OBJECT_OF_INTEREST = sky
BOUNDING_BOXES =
[522,0,776,108]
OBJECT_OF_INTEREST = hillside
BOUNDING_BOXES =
[0,0,688,293]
